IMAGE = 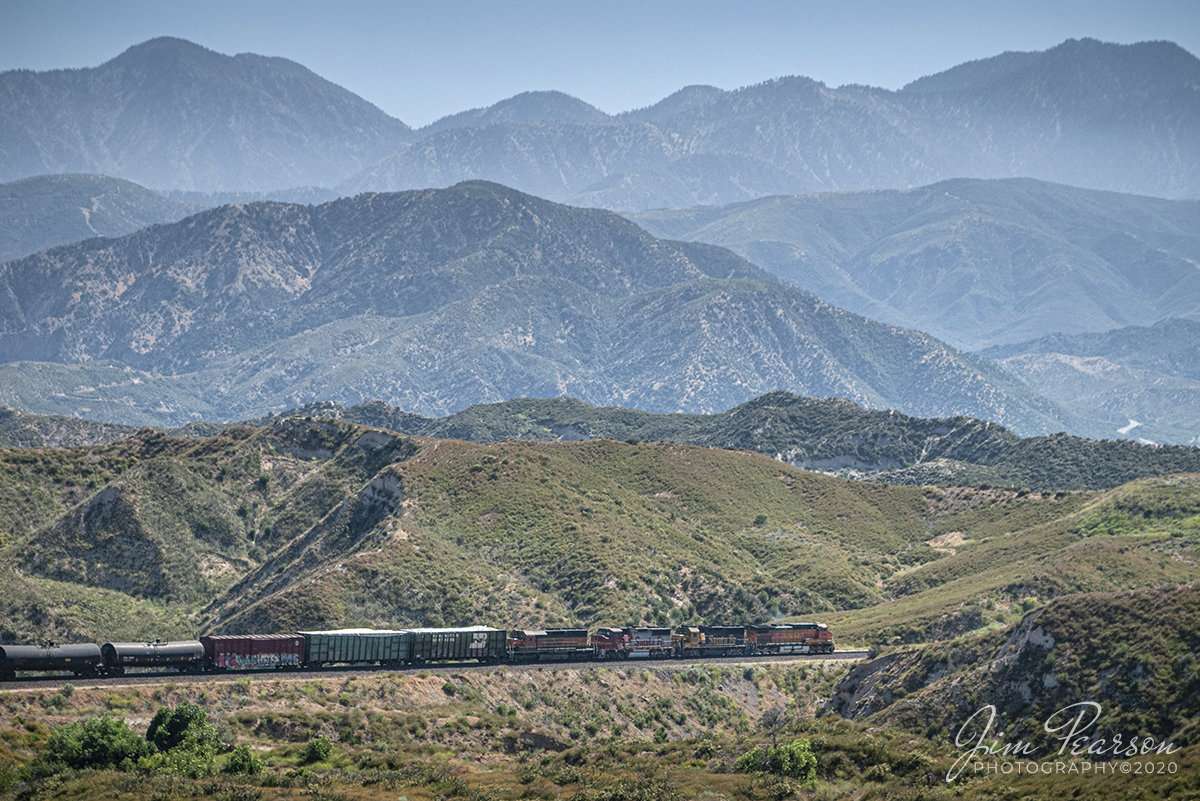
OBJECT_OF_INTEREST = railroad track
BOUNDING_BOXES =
[0,650,871,692]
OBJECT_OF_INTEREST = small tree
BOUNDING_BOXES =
[759,705,787,748]
[141,701,222,778]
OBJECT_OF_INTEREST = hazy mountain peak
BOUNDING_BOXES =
[421,90,611,134]
[0,37,413,191]
[902,37,1200,94]
[107,35,221,63]
[618,84,726,123]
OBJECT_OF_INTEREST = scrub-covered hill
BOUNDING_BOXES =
[2,417,1197,646]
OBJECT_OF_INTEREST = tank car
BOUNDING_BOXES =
[0,643,103,680]
[100,640,205,675]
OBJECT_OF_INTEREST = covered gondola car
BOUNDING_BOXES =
[299,629,408,668]
[100,641,204,675]
[407,626,505,664]
[674,625,749,657]
[0,643,103,680]
[200,634,305,671]
[508,628,592,662]
[746,623,834,654]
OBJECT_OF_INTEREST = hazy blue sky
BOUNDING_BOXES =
[2,0,1197,127]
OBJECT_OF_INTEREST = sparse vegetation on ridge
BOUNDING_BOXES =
[1,415,1197,647]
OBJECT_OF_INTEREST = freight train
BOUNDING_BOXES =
[0,622,833,681]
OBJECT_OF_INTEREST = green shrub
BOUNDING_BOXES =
[224,744,264,775]
[300,735,333,764]
[138,746,216,779]
[735,738,817,785]
[34,715,152,775]
[139,701,222,778]
[146,700,221,754]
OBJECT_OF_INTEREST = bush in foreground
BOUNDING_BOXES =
[32,715,153,776]
[735,738,817,784]
[300,736,333,765]
[224,744,264,775]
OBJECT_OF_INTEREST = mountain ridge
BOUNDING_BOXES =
[982,318,1200,445]
[0,36,413,191]
[0,173,204,263]
[628,177,1200,351]
[347,38,1200,206]
[0,181,1074,435]
[4,37,1196,202]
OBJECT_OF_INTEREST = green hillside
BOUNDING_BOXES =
[289,392,1200,492]
[831,583,1200,754]
[6,391,1197,492]
[2,416,1198,648]
[0,406,141,448]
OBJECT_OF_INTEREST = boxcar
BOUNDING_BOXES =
[100,641,204,675]
[299,629,408,667]
[508,628,592,662]
[200,634,305,671]
[0,643,103,680]
[407,626,505,664]
[674,625,748,658]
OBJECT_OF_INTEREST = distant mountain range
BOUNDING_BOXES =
[0,181,1071,435]
[0,37,412,191]
[0,174,204,262]
[3,174,1196,443]
[627,178,1200,351]
[982,318,1200,445]
[341,38,1200,206]
[2,37,1196,203]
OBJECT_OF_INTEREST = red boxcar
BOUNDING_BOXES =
[200,634,305,670]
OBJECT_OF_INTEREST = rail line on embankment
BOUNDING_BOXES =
[0,650,872,692]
